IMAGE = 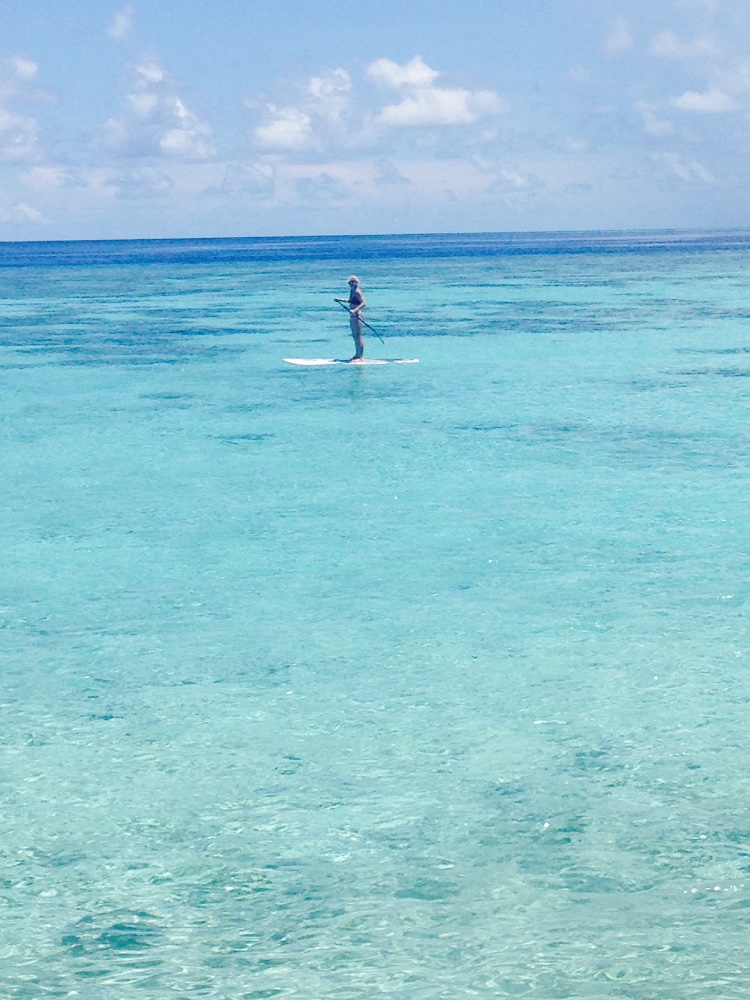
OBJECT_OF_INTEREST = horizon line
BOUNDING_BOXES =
[2,226,750,248]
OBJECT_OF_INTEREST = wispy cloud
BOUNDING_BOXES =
[671,86,736,111]
[636,100,675,137]
[102,61,215,159]
[1,199,47,224]
[20,165,75,191]
[252,69,352,151]
[209,161,275,198]
[657,151,714,183]
[604,16,634,55]
[111,166,172,198]
[0,107,40,162]
[650,32,719,59]
[0,54,38,91]
[108,5,135,42]
[0,56,46,162]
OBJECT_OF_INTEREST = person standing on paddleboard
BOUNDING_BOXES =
[346,275,366,361]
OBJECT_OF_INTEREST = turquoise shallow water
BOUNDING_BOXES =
[1,232,750,998]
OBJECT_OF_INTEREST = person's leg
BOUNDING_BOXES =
[350,315,364,359]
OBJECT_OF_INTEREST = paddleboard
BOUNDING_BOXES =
[284,358,419,367]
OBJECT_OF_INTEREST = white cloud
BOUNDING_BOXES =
[308,69,351,122]
[20,165,73,191]
[604,16,634,55]
[102,62,215,159]
[650,32,719,59]
[128,92,158,117]
[249,68,352,151]
[255,106,312,150]
[671,86,736,111]
[8,56,38,83]
[367,56,439,89]
[247,57,506,159]
[135,61,164,84]
[160,103,212,156]
[365,56,507,130]
[0,56,45,162]
[108,5,134,41]
[309,69,350,101]
[18,163,171,201]
[379,87,506,128]
[0,107,39,162]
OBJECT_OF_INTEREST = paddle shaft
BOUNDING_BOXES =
[334,298,385,343]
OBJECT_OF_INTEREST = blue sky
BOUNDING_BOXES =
[1,0,749,239]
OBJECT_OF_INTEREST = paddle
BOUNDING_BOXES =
[334,298,385,343]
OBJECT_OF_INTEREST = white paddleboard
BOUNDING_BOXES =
[284,358,419,367]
